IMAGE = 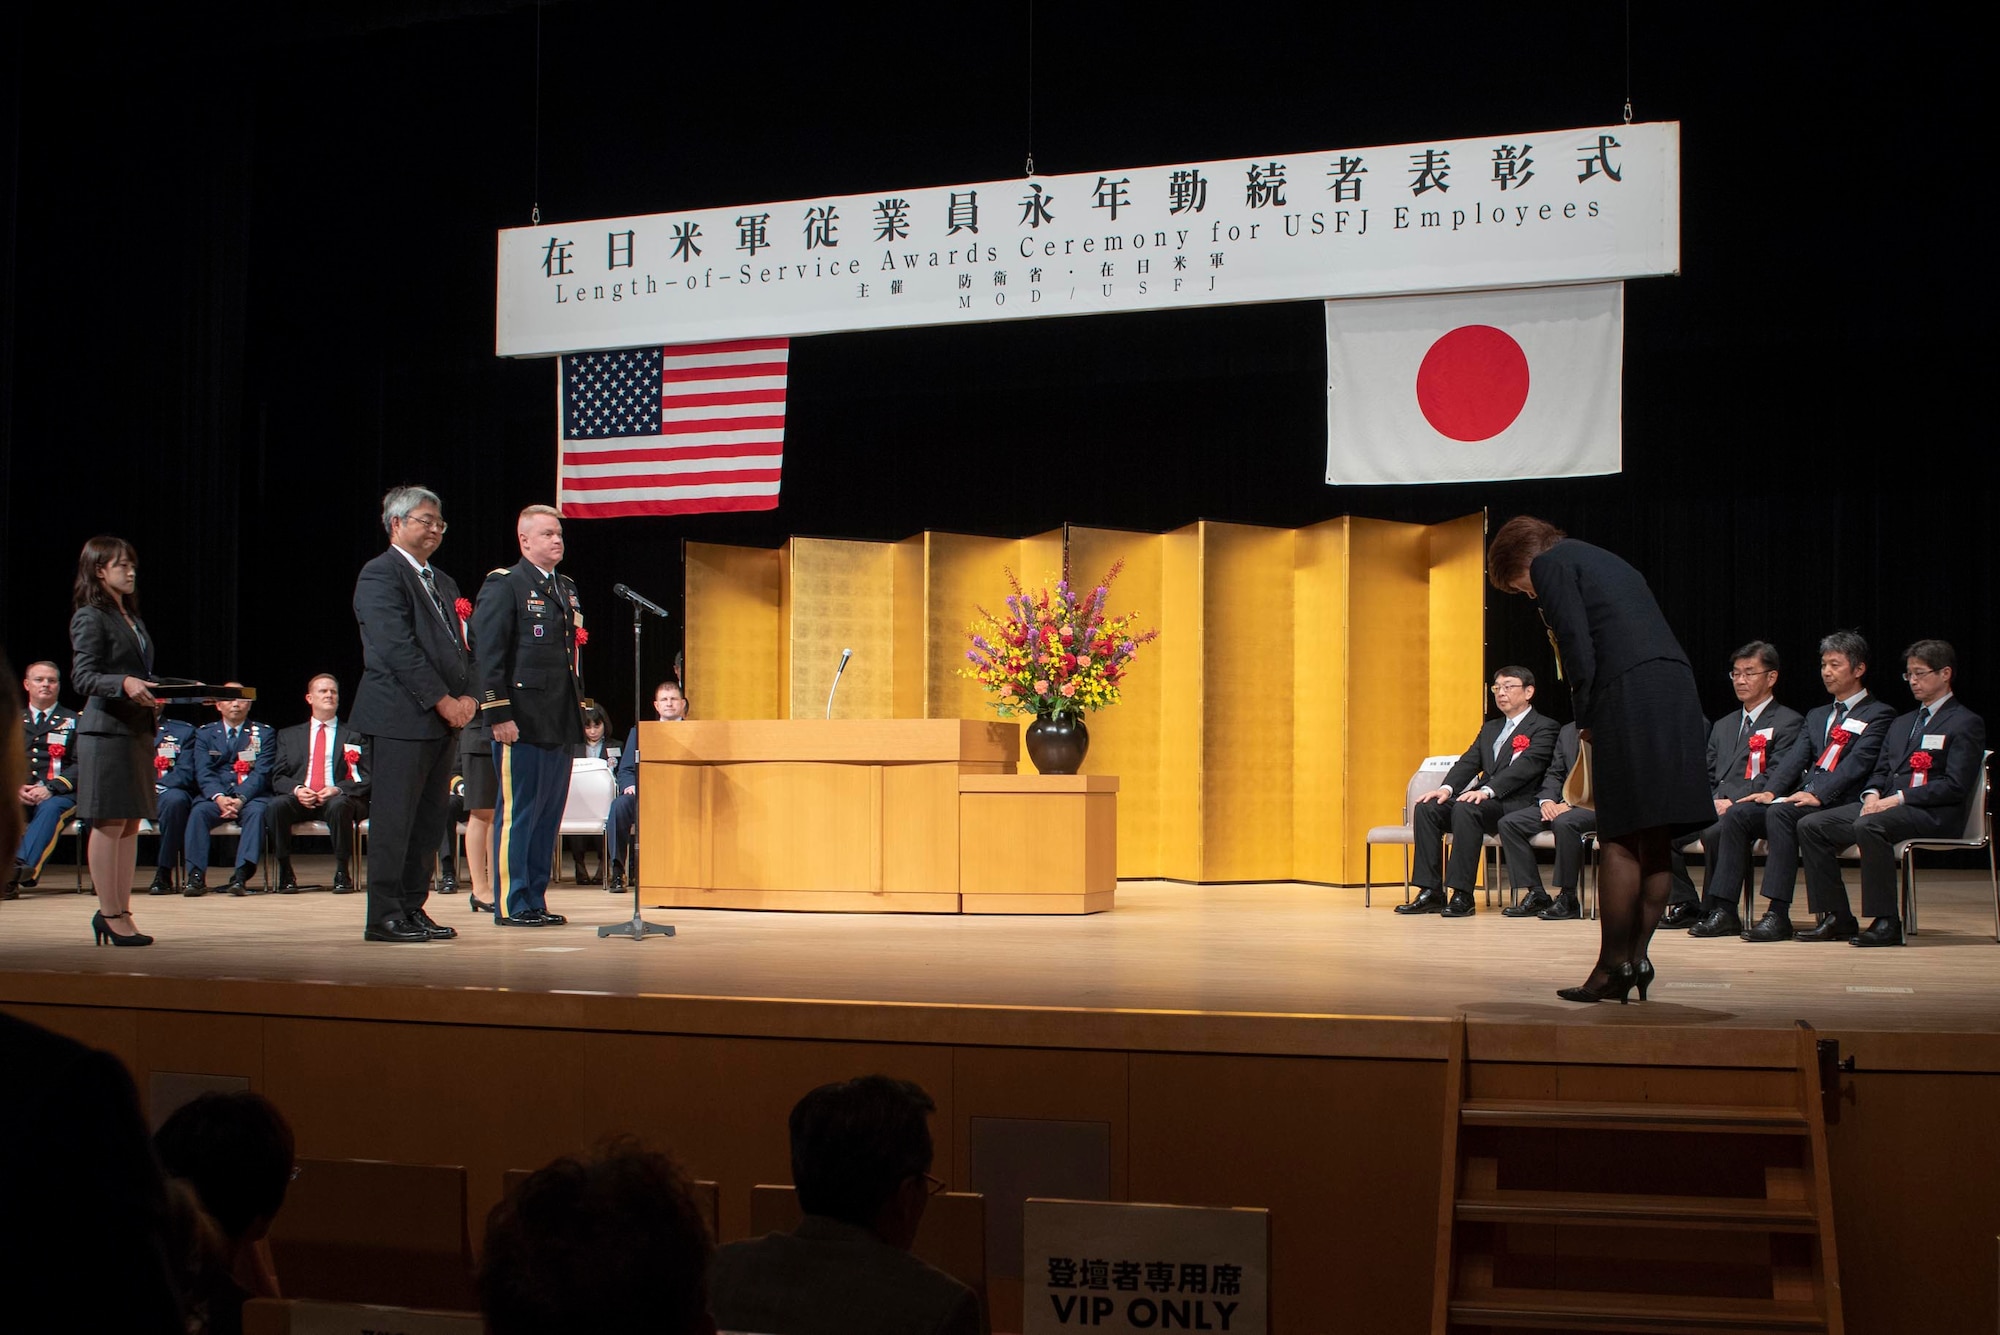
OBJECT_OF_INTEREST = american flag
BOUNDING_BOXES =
[557,339,788,518]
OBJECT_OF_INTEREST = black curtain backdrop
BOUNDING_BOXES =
[2,5,1987,743]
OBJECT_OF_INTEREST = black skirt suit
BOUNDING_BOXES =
[69,604,160,821]
[1528,540,1712,841]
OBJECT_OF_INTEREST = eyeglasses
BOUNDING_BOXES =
[1726,669,1773,681]
[1490,683,1524,693]
[289,1165,302,1182]
[401,513,449,534]
[920,1172,948,1196]
[1903,668,1939,683]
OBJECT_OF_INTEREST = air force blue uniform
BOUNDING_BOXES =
[185,720,279,875]
[472,559,585,919]
[14,705,81,883]
[150,719,200,878]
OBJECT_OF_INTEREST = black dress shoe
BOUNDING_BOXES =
[331,872,356,895]
[1501,889,1553,918]
[1741,906,1794,942]
[409,907,458,940]
[1659,901,1702,930]
[495,908,553,927]
[1851,917,1904,947]
[1,883,17,902]
[227,871,253,898]
[277,878,301,895]
[1440,890,1476,918]
[1538,890,1581,920]
[1394,887,1447,915]
[1796,912,1860,942]
[183,871,209,898]
[1687,904,1743,938]
[146,868,175,896]
[605,871,626,894]
[363,915,432,943]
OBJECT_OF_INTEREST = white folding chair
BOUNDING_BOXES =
[555,758,617,883]
[1363,755,1457,907]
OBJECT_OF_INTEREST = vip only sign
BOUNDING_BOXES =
[496,122,1678,357]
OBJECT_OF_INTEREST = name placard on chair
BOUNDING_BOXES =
[1023,1198,1268,1335]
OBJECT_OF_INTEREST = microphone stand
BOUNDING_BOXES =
[601,588,675,942]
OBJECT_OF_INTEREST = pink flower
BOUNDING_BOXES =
[1059,625,1075,641]
[999,683,1014,696]
[1060,682,1078,697]
[1076,653,1092,666]
[1033,679,1050,694]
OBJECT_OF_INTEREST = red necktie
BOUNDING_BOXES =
[309,723,327,791]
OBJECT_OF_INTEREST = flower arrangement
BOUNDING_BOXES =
[960,562,1158,719]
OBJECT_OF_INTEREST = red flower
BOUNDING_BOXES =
[1510,734,1530,755]
[1747,733,1767,753]
[454,597,472,621]
[1827,728,1852,747]
[575,628,589,647]
[343,745,362,779]
[154,755,173,775]
[46,743,65,761]
[1909,751,1933,772]
[1060,653,1078,673]
[232,759,252,780]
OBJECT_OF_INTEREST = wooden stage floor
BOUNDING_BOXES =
[4,864,1997,1061]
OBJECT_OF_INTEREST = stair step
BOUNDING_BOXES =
[1450,1286,1826,1333]
[1456,1187,1819,1231]
[1461,1099,1809,1134]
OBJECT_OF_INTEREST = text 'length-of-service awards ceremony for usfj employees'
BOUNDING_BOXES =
[2,8,1996,1335]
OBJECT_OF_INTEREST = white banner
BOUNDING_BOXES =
[497,122,1677,357]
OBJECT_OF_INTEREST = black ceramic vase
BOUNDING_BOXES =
[1025,713,1090,775]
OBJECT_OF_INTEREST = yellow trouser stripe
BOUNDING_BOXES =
[494,744,513,914]
[26,809,77,877]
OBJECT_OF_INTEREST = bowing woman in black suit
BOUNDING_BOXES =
[69,536,163,946]
[1488,517,1713,1002]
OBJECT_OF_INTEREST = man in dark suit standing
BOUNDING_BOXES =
[1665,641,1805,933]
[143,716,199,896]
[183,690,279,898]
[1799,639,1988,946]
[264,673,371,894]
[1697,631,1897,942]
[1396,667,1559,919]
[1495,721,1596,920]
[348,485,477,943]
[472,504,585,927]
[9,661,80,896]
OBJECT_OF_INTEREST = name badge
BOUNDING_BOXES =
[1922,733,1946,749]
[1754,727,1774,740]
[1842,718,1868,734]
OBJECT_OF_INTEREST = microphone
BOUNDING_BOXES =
[613,584,669,618]
[825,648,853,720]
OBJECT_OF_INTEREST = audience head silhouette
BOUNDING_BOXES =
[480,1139,715,1335]
[153,1090,296,1244]
[791,1074,938,1250]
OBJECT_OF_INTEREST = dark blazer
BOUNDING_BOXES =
[1534,722,1583,804]
[1440,708,1560,810]
[471,559,585,746]
[615,725,641,791]
[68,603,157,736]
[1768,694,1898,807]
[152,719,200,795]
[1527,539,1690,730]
[709,1215,982,1335]
[273,719,373,800]
[1705,703,1805,801]
[348,547,474,741]
[23,704,81,796]
[193,720,279,803]
[1864,696,1988,822]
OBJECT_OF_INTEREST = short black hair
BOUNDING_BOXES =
[1903,639,1957,676]
[1818,630,1870,674]
[1493,665,1535,690]
[790,1076,936,1227]
[480,1140,712,1335]
[1730,641,1781,673]
[580,702,610,730]
[153,1092,295,1241]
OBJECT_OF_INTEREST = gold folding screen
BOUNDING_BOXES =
[685,513,1485,883]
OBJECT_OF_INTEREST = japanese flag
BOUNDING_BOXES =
[1325,283,1623,485]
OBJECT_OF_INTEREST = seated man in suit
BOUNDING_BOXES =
[1663,641,1805,931]
[144,717,200,896]
[708,1075,981,1335]
[1798,639,1987,946]
[183,688,279,898]
[263,674,371,894]
[1395,667,1559,919]
[1696,631,1897,942]
[10,661,80,896]
[1496,721,1596,921]
[605,680,687,894]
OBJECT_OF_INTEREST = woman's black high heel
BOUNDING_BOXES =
[91,910,154,948]
[1636,958,1655,1001]
[1557,961,1637,1004]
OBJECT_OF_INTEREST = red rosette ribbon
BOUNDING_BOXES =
[154,754,174,776]
[574,627,589,647]
[454,597,472,620]
[1815,726,1853,771]
[342,745,362,781]
[46,741,65,781]
[1744,732,1768,780]
[453,597,474,651]
[1908,750,1933,788]
[1510,733,1531,757]
[232,758,252,781]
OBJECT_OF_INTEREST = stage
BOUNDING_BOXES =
[3,868,1997,1333]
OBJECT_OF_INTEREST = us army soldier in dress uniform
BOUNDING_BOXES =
[471,504,585,927]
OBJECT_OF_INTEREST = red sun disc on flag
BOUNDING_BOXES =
[1415,324,1530,441]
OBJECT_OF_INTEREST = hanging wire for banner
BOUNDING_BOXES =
[1023,0,1035,177]
[1616,0,1632,123]
[530,0,544,224]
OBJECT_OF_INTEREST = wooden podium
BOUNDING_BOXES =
[636,720,1115,913]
